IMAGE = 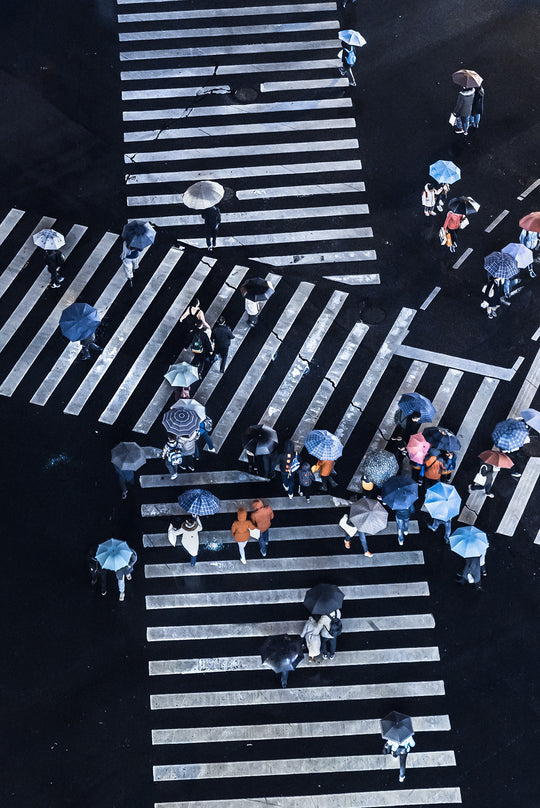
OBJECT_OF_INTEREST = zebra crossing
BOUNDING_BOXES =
[117,0,378,273]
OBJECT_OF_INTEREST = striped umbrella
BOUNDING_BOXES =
[162,406,201,436]
[178,488,221,516]
[492,419,529,452]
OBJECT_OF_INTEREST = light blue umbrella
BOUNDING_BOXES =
[96,539,133,571]
[449,526,489,558]
[502,243,533,269]
[178,488,220,516]
[424,482,462,521]
[305,430,343,461]
[492,419,528,452]
[339,29,366,46]
[380,476,418,511]
[398,392,436,422]
[521,409,540,432]
[429,160,461,185]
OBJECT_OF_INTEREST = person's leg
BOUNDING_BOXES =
[444,521,451,542]
[99,569,107,595]
[399,751,407,781]
[320,636,329,658]
[164,459,176,476]
[190,555,197,567]
[200,431,214,450]
[118,574,125,601]
[428,518,440,532]
[396,515,404,545]
[328,637,337,659]
[116,470,128,497]
[461,116,470,133]
[219,348,228,373]
[238,540,247,563]
[280,670,288,688]
[259,530,269,556]
[358,531,368,553]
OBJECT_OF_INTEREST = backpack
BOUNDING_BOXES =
[329,615,343,637]
[191,333,204,354]
[346,48,356,66]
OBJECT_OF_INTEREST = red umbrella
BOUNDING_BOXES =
[519,212,540,233]
[478,450,513,469]
[452,69,483,88]
[407,433,431,463]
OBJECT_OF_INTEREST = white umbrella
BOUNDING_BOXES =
[183,181,224,210]
[339,29,367,47]
[171,397,206,421]
[33,229,65,250]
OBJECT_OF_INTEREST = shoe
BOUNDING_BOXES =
[501,297,512,306]
[283,483,288,491]
[344,539,351,549]
[482,570,487,577]
[119,592,125,601]
[126,574,132,581]
[57,276,64,283]
[240,557,246,565]
[364,551,373,558]
[187,465,195,472]
[511,472,522,478]
[487,493,495,498]
[399,775,406,783]
[121,491,128,500]
[305,497,310,503]
[427,524,437,531]
[261,550,267,557]
[329,654,335,661]
[208,447,216,453]
[430,211,437,216]
[529,270,536,278]
[322,654,328,660]
[129,279,133,287]
[398,536,404,546]
[170,473,178,480]
[404,531,408,535]
[80,351,91,360]
[288,493,293,499]
[101,590,107,596]
[455,129,464,134]
[49,282,61,289]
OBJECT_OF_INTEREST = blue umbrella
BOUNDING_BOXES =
[449,526,489,558]
[339,29,366,46]
[429,160,461,185]
[502,243,533,269]
[492,419,528,452]
[423,427,461,453]
[96,539,133,571]
[162,407,201,437]
[121,220,156,250]
[359,450,399,487]
[521,409,540,433]
[484,251,519,279]
[305,430,343,461]
[380,476,418,511]
[397,392,436,422]
[59,302,101,342]
[424,482,462,521]
[178,488,220,516]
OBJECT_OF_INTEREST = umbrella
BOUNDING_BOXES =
[423,427,461,453]
[183,180,224,210]
[429,160,461,185]
[407,433,431,464]
[397,392,436,422]
[381,711,414,744]
[492,419,529,452]
[171,397,206,421]
[522,437,540,458]
[358,450,399,487]
[339,29,367,47]
[521,409,540,433]
[449,526,489,558]
[478,450,513,469]
[111,442,146,471]
[305,430,343,461]
[95,539,133,572]
[162,406,201,436]
[502,243,534,269]
[484,251,519,279]
[380,476,418,511]
[349,499,388,534]
[452,69,483,88]
[33,228,65,250]
[304,583,344,615]
[260,635,304,674]
[164,362,199,388]
[59,302,101,342]
[519,212,540,233]
[121,220,156,250]
[178,488,220,516]
[448,196,480,216]
[424,482,462,521]
[242,424,278,455]
[240,277,275,302]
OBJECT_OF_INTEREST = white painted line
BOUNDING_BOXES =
[179,229,372,249]
[128,163,362,185]
[237,181,365,200]
[261,78,349,92]
[0,233,118,396]
[0,216,55,303]
[120,40,338,60]
[118,4,337,22]
[122,85,231,101]
[123,97,352,121]
[517,178,540,200]
[125,117,357,142]
[513,356,525,371]
[534,528,540,545]
[420,286,441,310]
[121,59,342,82]
[497,458,540,536]
[0,208,24,246]
[484,209,509,232]
[139,470,268,489]
[419,369,463,430]
[128,204,369,224]
[154,790,462,808]
[251,250,377,265]
[394,345,517,381]
[452,247,473,269]
[142,494,350,518]
[323,274,380,284]
[453,377,500,474]
[125,139,359,163]
[119,21,339,42]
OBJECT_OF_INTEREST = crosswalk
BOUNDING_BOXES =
[117,0,378,273]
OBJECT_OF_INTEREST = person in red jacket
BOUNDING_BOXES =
[443,211,465,252]
[250,499,274,557]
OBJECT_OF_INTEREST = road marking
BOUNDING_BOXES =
[119,21,339,42]
[237,181,365,199]
[136,204,369,224]
[123,97,352,121]
[254,250,376,266]
[452,377,499,474]
[143,494,351,518]
[121,59,342,82]
[323,273,380,283]
[118,4,337,22]
[125,118,357,142]
[420,286,441,310]
[179,229,372,249]
[127,161,363,184]
[0,216,56,302]
[125,139,359,163]
[452,247,473,269]
[497,458,540,536]
[261,78,349,92]
[0,208,24,246]
[394,345,519,381]
[517,178,540,200]
[534,528,540,545]
[420,369,463,430]
[120,40,339,61]
[155,790,462,808]
[484,209,509,232]
[140,470,268,489]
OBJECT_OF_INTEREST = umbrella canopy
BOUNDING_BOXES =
[407,433,431,464]
[260,635,304,674]
[397,392,436,422]
[452,69,483,88]
[171,397,206,421]
[424,482,462,521]
[305,429,343,461]
[381,711,414,744]
[242,424,278,456]
[95,539,133,572]
[121,220,156,250]
[448,196,480,216]
[304,583,344,615]
[358,450,399,487]
[429,160,461,185]
[111,442,146,471]
[521,409,540,433]
[502,243,534,269]
[349,498,388,534]
[449,526,489,558]
[522,437,540,458]
[478,450,513,469]
[33,228,65,250]
[240,277,275,302]
[59,302,101,342]
[339,29,367,46]
[178,488,220,516]
[484,251,519,279]
[423,426,461,453]
[492,419,529,452]
[162,406,201,436]
[164,362,199,388]
[519,212,540,233]
[380,476,418,511]
[183,180,224,210]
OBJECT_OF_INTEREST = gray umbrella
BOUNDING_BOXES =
[349,499,388,534]
[111,442,146,471]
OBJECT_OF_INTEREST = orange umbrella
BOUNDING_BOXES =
[519,212,540,233]
[478,450,513,469]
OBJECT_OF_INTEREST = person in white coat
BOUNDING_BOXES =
[301,616,322,662]
[168,515,202,566]
[422,183,439,216]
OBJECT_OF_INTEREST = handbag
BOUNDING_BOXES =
[449,113,457,126]
[249,528,260,539]
[439,227,447,246]
[290,454,300,473]
[459,216,469,229]
[339,515,357,538]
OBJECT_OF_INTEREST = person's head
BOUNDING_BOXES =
[190,298,200,309]
[216,315,226,326]
[300,461,311,470]
[166,433,176,443]
[411,411,421,421]
[237,506,247,520]
[425,183,433,191]
[252,498,263,509]
[182,515,198,531]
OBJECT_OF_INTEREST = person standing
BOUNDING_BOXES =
[383,734,416,783]
[162,434,184,479]
[121,241,140,286]
[250,498,274,557]
[469,85,484,128]
[299,462,315,503]
[231,506,256,564]
[45,249,65,288]
[312,458,338,491]
[88,549,108,596]
[116,547,137,602]
[436,183,450,213]
[468,462,495,497]
[277,440,299,499]
[211,315,235,373]
[168,515,202,566]
[201,205,221,251]
[301,615,322,662]
[316,609,342,661]
[80,332,103,360]
[422,183,439,216]
[453,86,475,134]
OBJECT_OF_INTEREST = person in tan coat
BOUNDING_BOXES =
[312,458,338,491]
[231,507,256,564]
[250,498,274,557]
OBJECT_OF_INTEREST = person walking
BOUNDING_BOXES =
[440,451,456,484]
[339,514,374,557]
[427,515,452,543]
[469,85,484,128]
[121,241,140,286]
[162,434,184,479]
[317,609,342,661]
[201,205,221,250]
[383,734,416,783]
[177,430,198,471]
[277,440,300,498]
[116,546,137,602]
[456,553,486,591]
[299,461,315,503]
[453,86,475,134]
[45,249,65,288]
[80,332,103,360]
[168,515,202,566]
[112,463,135,500]
[468,462,495,497]
[422,183,439,216]
[301,615,322,662]
[420,450,445,488]
[395,504,414,546]
[231,506,256,564]
[443,210,465,252]
[312,458,338,491]
[179,298,211,347]
[190,321,214,377]
[211,315,235,373]
[480,277,506,319]
[250,498,274,557]
[88,549,108,596]
[339,43,356,86]
[392,410,422,449]
[196,416,216,454]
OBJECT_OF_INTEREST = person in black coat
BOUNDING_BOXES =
[201,205,221,250]
[453,87,475,134]
[211,315,234,373]
[190,320,213,376]
[470,86,484,128]
[45,249,65,288]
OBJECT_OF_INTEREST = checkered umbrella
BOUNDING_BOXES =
[484,251,519,279]
[178,488,221,516]
[423,427,461,453]
[162,406,201,437]
[305,430,343,461]
[502,243,534,269]
[424,482,462,521]
[397,392,436,422]
[492,419,529,452]
[358,450,399,487]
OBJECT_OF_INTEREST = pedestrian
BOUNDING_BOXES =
[211,315,235,373]
[299,461,315,503]
[116,546,137,602]
[196,415,216,454]
[161,434,184,479]
[201,205,221,251]
[456,553,486,591]
[392,410,422,449]
[231,506,256,564]
[121,241,140,286]
[312,457,338,491]
[250,498,274,557]
[422,183,439,216]
[506,447,528,480]
[168,515,202,566]
[427,515,452,543]
[176,430,198,471]
[179,298,211,347]
[420,450,445,488]
[88,549,108,596]
[317,609,342,661]
[246,445,277,479]
[468,462,495,497]
[301,615,322,662]
[112,462,135,500]
[338,513,374,557]
[452,86,475,134]
[240,281,274,328]
[480,277,505,319]
[190,321,214,377]
[519,229,538,278]
[436,183,450,213]
[277,440,300,499]
[45,249,65,288]
[383,733,416,783]
[443,210,465,252]
[440,451,456,483]
[394,503,414,546]
[80,332,103,360]
[469,85,484,128]
[339,43,356,86]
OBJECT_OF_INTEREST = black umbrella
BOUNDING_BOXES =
[240,277,275,302]
[304,583,344,615]
[242,424,278,455]
[423,426,461,453]
[448,196,480,216]
[260,635,304,674]
[381,711,414,743]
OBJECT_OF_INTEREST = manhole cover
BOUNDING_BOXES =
[361,306,386,324]
[234,87,258,103]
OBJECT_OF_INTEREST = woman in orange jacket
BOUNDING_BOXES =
[231,507,256,565]
[312,458,338,491]
[421,451,445,488]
